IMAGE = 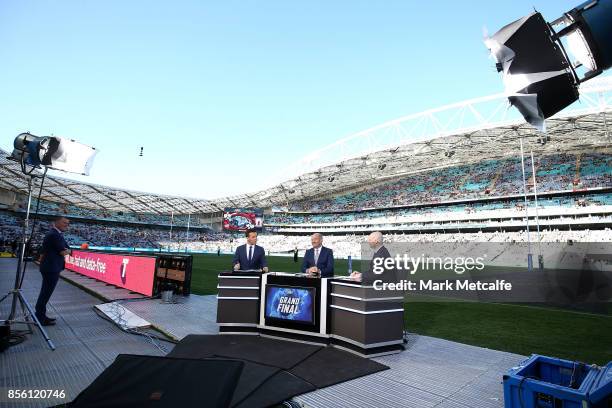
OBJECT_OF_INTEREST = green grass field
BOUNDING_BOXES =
[190,252,352,294]
[191,253,612,365]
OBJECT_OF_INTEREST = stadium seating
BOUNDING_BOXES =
[266,193,612,225]
[287,152,611,212]
[0,211,230,250]
[2,188,610,259]
[27,199,210,227]
[1,151,609,258]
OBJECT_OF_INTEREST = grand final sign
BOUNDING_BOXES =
[65,250,156,296]
[264,285,315,325]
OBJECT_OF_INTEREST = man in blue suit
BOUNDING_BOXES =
[35,216,72,326]
[233,229,269,272]
[301,233,334,278]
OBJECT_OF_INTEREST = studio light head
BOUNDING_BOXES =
[10,132,97,175]
[485,0,612,130]
[561,0,612,75]
[12,133,59,167]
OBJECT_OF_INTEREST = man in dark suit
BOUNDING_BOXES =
[35,216,72,326]
[301,233,334,278]
[351,231,396,284]
[233,229,269,272]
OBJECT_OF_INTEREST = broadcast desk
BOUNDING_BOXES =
[217,271,404,357]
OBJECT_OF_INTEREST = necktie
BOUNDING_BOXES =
[314,248,319,264]
[248,245,253,262]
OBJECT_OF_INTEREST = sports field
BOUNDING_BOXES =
[191,253,612,365]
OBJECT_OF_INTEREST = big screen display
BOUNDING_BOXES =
[65,250,157,296]
[223,207,263,231]
[264,285,315,325]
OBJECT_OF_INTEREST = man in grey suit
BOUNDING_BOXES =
[301,233,334,278]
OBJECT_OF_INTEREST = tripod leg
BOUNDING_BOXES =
[0,290,19,325]
[0,291,12,304]
[17,295,34,335]
[18,292,55,350]
[8,242,27,321]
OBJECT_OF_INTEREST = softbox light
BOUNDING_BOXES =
[11,132,97,175]
[485,0,612,131]
[485,12,578,131]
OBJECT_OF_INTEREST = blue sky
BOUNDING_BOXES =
[0,1,580,198]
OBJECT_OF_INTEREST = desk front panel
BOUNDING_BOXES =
[217,272,262,326]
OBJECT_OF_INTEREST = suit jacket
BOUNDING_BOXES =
[301,246,334,278]
[40,228,69,274]
[233,244,268,270]
[363,245,396,284]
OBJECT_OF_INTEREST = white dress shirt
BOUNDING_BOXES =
[246,244,254,260]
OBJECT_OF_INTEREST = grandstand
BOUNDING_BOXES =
[1,78,611,256]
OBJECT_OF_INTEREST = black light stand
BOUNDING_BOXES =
[0,162,55,350]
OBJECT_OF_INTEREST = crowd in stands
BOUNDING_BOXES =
[25,200,210,228]
[267,193,612,225]
[0,212,21,253]
[2,205,610,260]
[5,152,608,230]
[0,211,233,251]
[286,152,611,212]
[159,229,612,259]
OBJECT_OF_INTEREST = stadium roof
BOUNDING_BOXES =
[1,76,611,215]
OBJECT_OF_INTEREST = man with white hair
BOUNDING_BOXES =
[301,233,334,278]
[350,231,393,283]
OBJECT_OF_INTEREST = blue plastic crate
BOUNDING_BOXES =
[503,354,611,408]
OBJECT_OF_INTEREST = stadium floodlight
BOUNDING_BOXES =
[11,132,97,175]
[485,0,612,130]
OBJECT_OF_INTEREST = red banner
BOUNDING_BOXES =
[65,250,156,296]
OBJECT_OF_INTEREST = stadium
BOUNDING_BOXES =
[1,2,612,408]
